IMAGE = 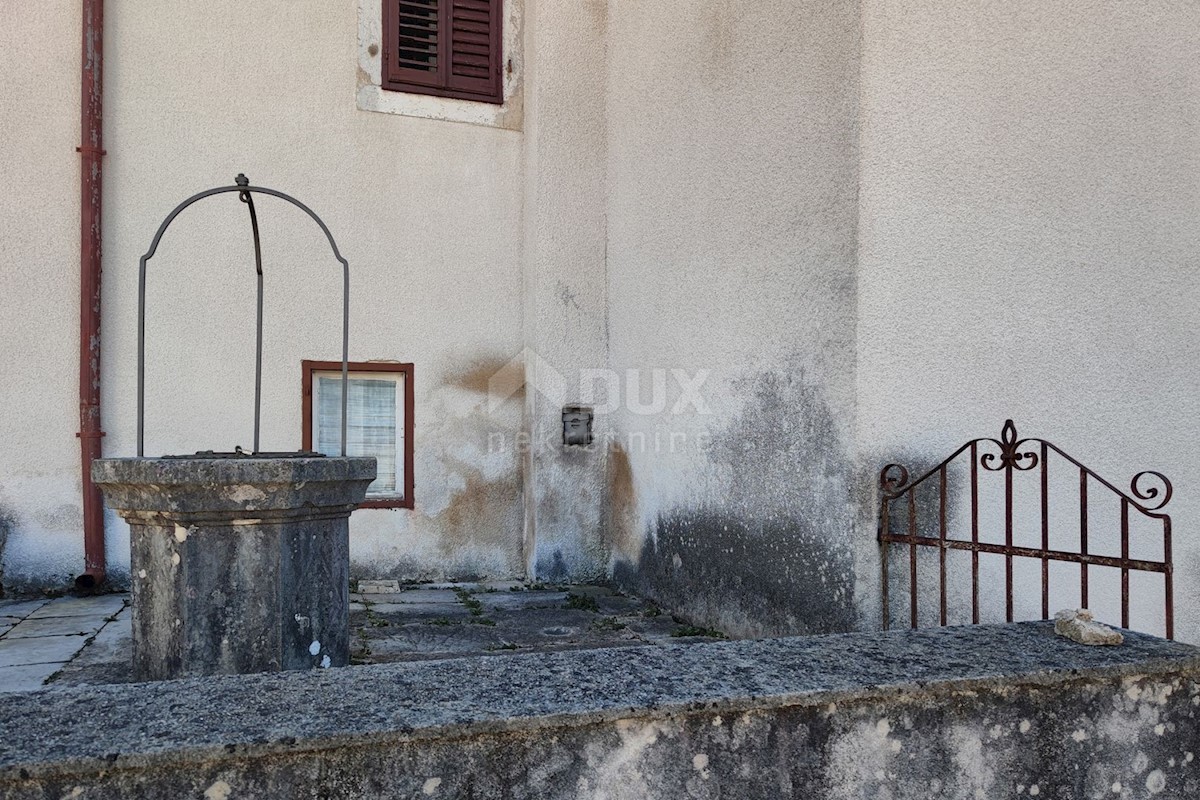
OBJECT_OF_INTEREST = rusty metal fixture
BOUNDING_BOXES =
[878,420,1174,639]
[77,0,106,589]
[137,174,350,458]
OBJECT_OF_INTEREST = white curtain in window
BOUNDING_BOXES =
[317,376,397,495]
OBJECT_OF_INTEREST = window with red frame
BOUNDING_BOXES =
[382,0,503,104]
[303,361,415,509]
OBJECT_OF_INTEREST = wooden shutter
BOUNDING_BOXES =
[383,0,502,104]
[446,0,501,101]
[384,0,445,90]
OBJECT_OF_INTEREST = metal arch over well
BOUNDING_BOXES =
[135,174,351,458]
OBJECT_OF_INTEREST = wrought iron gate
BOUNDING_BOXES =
[878,421,1174,638]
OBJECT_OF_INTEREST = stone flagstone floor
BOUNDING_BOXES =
[0,584,726,693]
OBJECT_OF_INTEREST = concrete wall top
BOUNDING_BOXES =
[2,623,1197,798]
[3,622,1197,772]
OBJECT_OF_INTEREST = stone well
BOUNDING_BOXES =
[92,456,375,681]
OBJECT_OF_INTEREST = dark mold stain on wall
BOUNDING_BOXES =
[615,367,858,638]
[621,507,856,638]
[0,507,11,596]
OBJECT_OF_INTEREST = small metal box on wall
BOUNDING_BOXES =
[562,405,594,447]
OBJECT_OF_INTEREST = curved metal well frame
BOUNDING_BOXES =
[878,420,1174,639]
[137,174,349,457]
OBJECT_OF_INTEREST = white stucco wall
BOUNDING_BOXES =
[602,0,862,637]
[518,0,612,581]
[0,2,88,588]
[856,0,1200,642]
[3,0,1198,650]
[2,1,530,588]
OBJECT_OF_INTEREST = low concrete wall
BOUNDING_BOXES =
[2,623,1198,799]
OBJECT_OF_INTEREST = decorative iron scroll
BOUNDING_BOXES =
[878,420,1174,639]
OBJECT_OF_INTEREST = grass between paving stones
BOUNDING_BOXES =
[510,582,571,593]
[359,598,391,628]
[453,588,497,626]
[351,627,373,664]
[670,623,726,639]
[564,593,600,613]
[351,598,380,663]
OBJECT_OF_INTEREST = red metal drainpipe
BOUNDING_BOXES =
[76,0,106,589]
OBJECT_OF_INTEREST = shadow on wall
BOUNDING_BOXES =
[612,367,857,639]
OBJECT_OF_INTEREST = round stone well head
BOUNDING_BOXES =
[92,455,376,681]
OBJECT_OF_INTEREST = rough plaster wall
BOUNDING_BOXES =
[87,1,525,585]
[520,0,611,580]
[604,0,862,637]
[856,1,1200,641]
[0,3,91,590]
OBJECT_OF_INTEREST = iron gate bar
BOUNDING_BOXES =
[136,174,350,458]
[879,420,1174,639]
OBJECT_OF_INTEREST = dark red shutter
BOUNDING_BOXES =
[382,0,502,103]
[446,0,502,102]
[383,0,445,90]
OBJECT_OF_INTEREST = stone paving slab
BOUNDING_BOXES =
[5,615,106,639]
[593,594,648,616]
[0,634,89,668]
[476,591,569,611]
[364,623,506,659]
[0,586,726,692]
[361,589,462,604]
[0,662,66,693]
[0,599,49,619]
[50,611,133,688]
[561,584,614,598]
[0,595,128,687]
[355,579,401,594]
[26,595,126,619]
[486,606,603,638]
[364,602,473,618]
[478,580,527,592]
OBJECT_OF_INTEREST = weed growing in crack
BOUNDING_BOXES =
[594,616,626,632]
[565,593,600,613]
[454,587,486,616]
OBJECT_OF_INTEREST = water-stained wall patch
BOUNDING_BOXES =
[613,365,857,638]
